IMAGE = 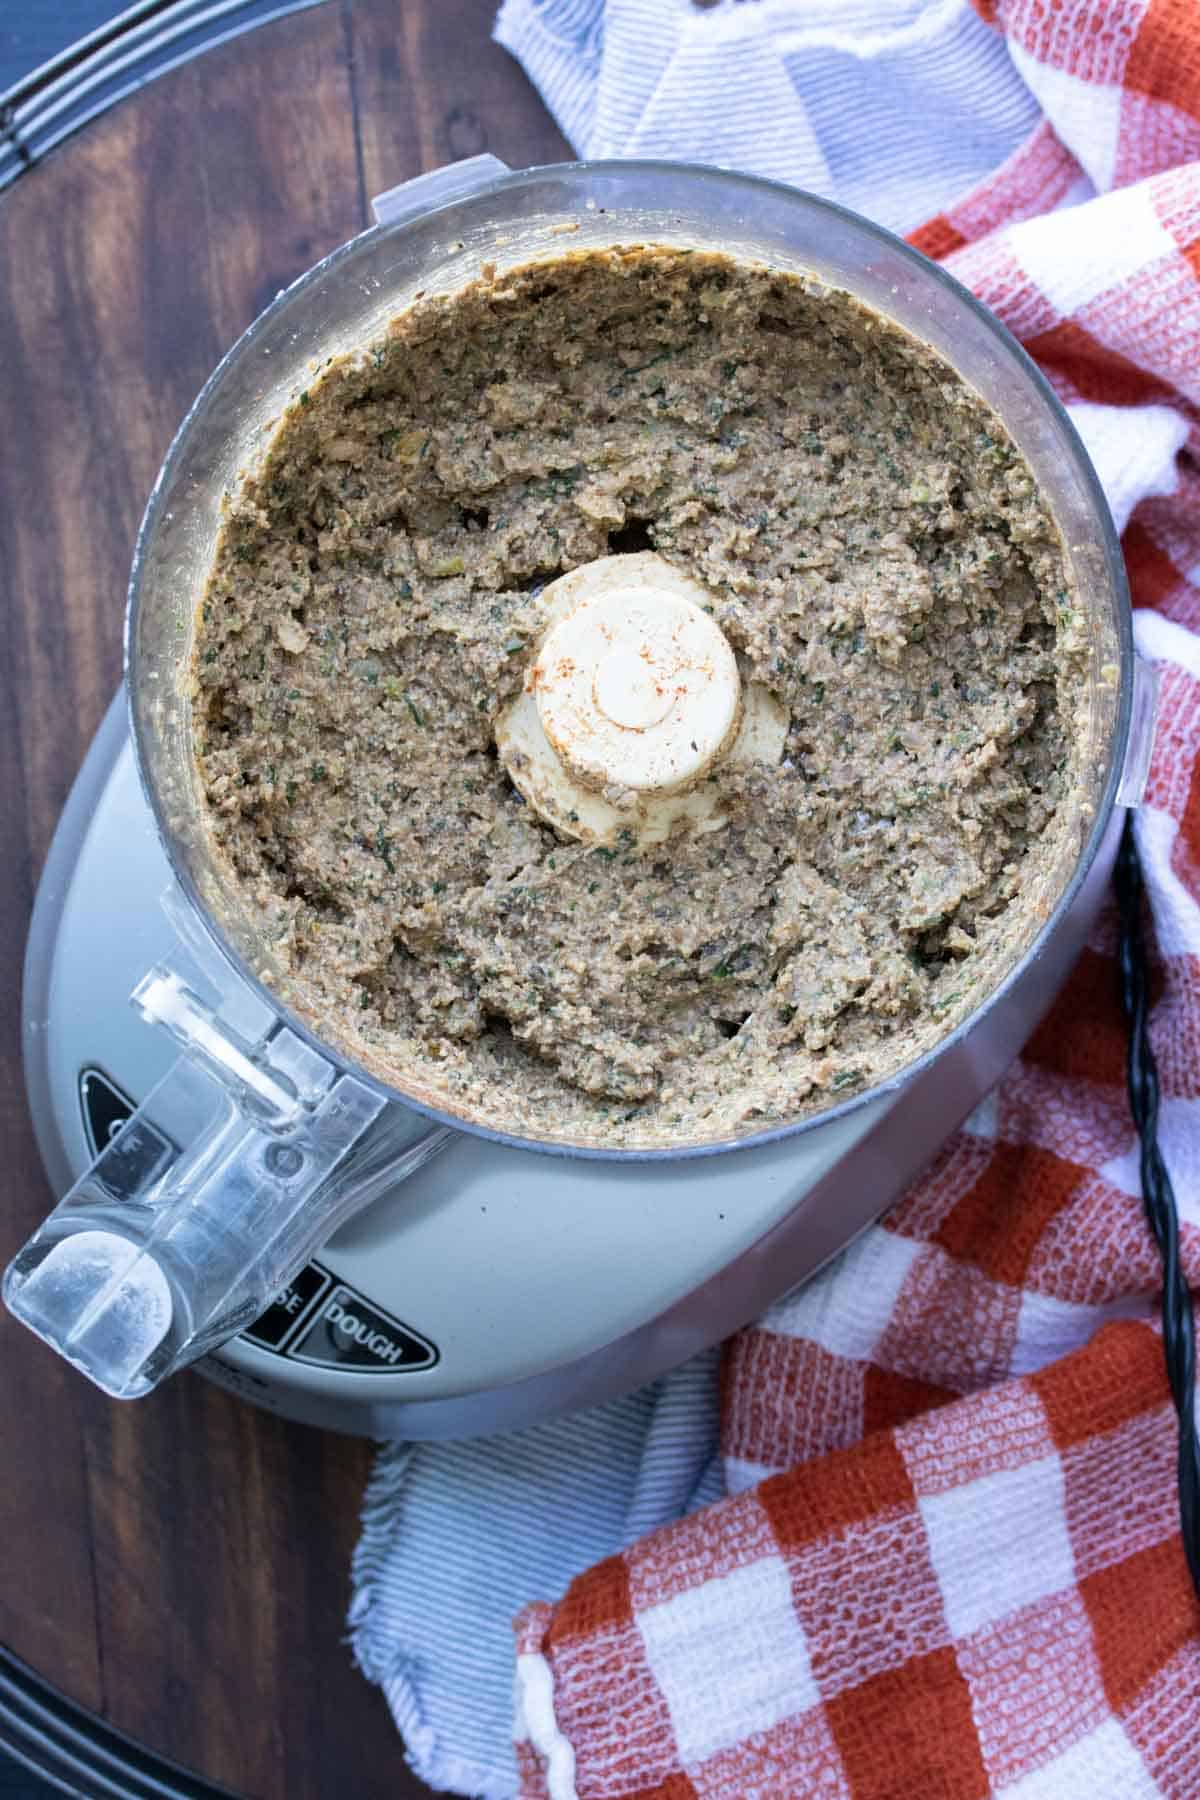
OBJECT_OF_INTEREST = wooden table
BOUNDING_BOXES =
[0,5,568,1793]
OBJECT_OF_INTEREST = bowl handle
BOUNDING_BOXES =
[371,154,512,230]
[3,896,450,1399]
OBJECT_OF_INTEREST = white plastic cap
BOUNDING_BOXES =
[533,560,740,794]
[495,554,788,846]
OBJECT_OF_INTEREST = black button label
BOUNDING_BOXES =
[79,1067,175,1196]
[242,1263,331,1352]
[80,1068,135,1156]
[287,1285,439,1373]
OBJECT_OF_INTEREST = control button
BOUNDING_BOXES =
[79,1066,175,1197]
[242,1263,331,1352]
[80,1067,135,1156]
[287,1285,438,1373]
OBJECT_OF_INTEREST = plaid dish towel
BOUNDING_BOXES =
[350,4,1200,1795]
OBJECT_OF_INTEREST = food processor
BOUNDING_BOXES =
[4,156,1155,1439]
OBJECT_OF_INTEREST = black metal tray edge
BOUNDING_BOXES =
[0,1647,239,1800]
[0,0,322,190]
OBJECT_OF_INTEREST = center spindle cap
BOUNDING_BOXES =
[534,570,740,795]
[493,552,789,847]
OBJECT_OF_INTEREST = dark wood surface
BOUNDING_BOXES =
[0,5,569,1794]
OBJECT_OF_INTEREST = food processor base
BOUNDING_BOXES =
[19,694,1124,1439]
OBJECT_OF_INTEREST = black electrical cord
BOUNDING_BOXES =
[1115,812,1200,1599]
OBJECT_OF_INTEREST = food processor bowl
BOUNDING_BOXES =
[4,156,1141,1400]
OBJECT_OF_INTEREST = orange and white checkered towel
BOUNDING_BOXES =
[510,5,1200,1794]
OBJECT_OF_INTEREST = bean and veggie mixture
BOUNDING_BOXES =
[191,245,1089,1148]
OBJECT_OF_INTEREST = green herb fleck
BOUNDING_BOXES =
[629,351,673,376]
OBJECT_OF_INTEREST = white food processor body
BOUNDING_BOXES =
[6,157,1148,1437]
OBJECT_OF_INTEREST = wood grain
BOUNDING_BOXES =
[0,2,564,1792]
[351,0,571,198]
